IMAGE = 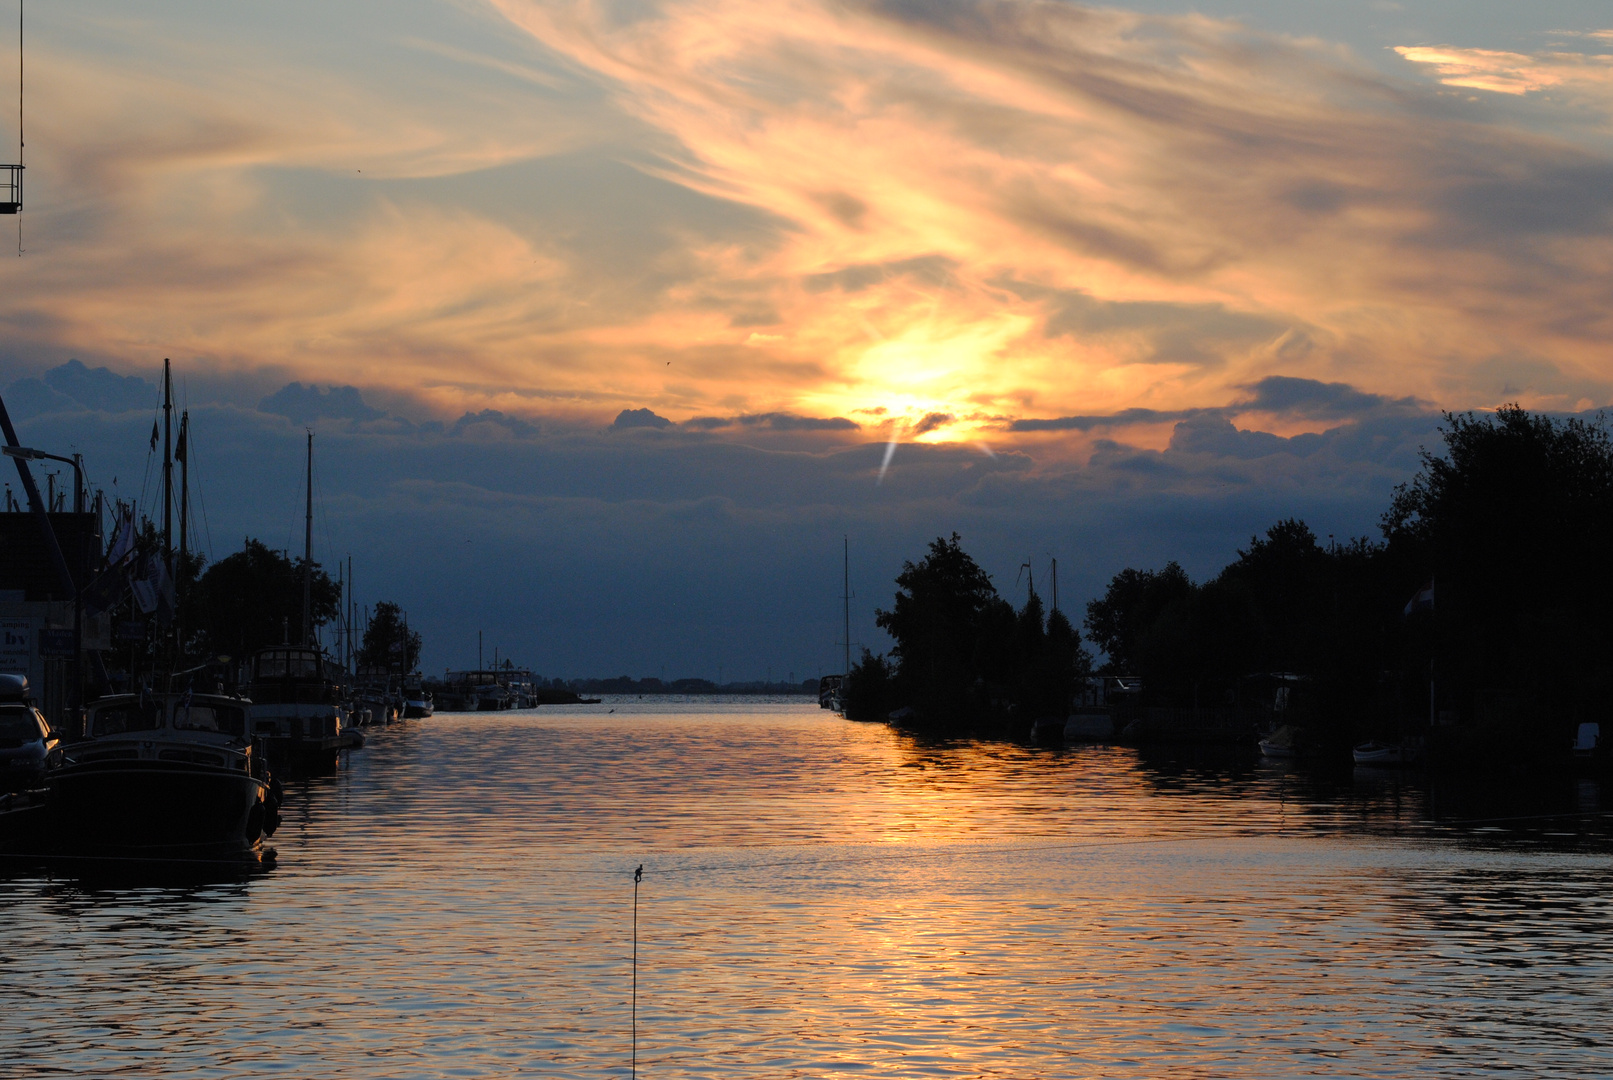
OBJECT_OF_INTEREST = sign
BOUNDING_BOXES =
[114,619,147,642]
[38,628,76,658]
[0,618,34,676]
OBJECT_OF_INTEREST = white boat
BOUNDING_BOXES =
[402,674,434,719]
[1259,724,1300,759]
[1352,740,1419,766]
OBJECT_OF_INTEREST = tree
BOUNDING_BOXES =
[1383,406,1613,743]
[875,534,1092,727]
[359,601,422,673]
[1083,562,1194,674]
[189,539,340,660]
[843,649,894,721]
[876,534,1000,725]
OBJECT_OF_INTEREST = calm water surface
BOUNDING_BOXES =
[5,699,1613,1078]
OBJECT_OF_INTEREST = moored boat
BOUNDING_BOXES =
[402,673,434,718]
[1352,740,1422,766]
[1259,724,1300,759]
[47,691,279,857]
[246,647,355,772]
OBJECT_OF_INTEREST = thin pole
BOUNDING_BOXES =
[178,411,188,576]
[842,536,850,678]
[162,360,172,568]
[632,864,642,1079]
[1051,557,1058,614]
[16,0,21,256]
[177,411,189,655]
[302,430,313,645]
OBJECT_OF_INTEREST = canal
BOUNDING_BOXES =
[5,699,1612,1077]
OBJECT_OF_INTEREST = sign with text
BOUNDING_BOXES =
[38,628,76,658]
[0,618,35,676]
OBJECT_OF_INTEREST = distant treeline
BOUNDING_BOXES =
[543,676,819,696]
[850,407,1613,760]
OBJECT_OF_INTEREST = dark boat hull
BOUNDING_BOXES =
[257,735,345,774]
[47,760,268,856]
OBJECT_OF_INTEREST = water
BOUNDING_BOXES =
[5,699,1613,1078]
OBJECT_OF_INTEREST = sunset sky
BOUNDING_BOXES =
[5,0,1613,677]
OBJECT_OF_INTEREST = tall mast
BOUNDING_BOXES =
[843,535,850,678]
[302,429,313,645]
[161,358,172,566]
[177,410,189,575]
[1051,556,1058,614]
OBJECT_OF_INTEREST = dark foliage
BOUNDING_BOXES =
[188,539,340,660]
[358,600,422,673]
[873,534,1091,727]
[1082,406,1613,757]
[1383,406,1613,749]
[844,649,894,721]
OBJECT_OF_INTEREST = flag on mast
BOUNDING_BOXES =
[1403,578,1435,616]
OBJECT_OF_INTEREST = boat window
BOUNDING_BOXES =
[92,703,164,736]
[255,651,320,679]
[172,704,245,736]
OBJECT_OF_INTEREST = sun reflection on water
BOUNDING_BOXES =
[5,701,1613,1077]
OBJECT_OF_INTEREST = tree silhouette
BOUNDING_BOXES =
[359,601,422,673]
[190,539,339,660]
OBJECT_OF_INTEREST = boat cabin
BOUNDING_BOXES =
[75,693,255,769]
[248,647,342,705]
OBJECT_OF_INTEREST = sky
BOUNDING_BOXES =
[2,1,1612,678]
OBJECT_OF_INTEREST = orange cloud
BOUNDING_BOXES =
[3,2,1613,442]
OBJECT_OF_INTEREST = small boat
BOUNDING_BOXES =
[353,683,398,726]
[47,691,280,857]
[402,673,434,718]
[1259,725,1300,759]
[1352,740,1420,766]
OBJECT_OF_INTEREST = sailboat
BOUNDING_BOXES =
[245,430,358,771]
[50,360,281,857]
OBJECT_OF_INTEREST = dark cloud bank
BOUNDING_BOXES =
[5,361,1462,678]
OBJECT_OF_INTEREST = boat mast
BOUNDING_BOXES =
[161,358,172,570]
[302,429,313,646]
[842,535,850,678]
[177,409,188,576]
[336,556,344,668]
